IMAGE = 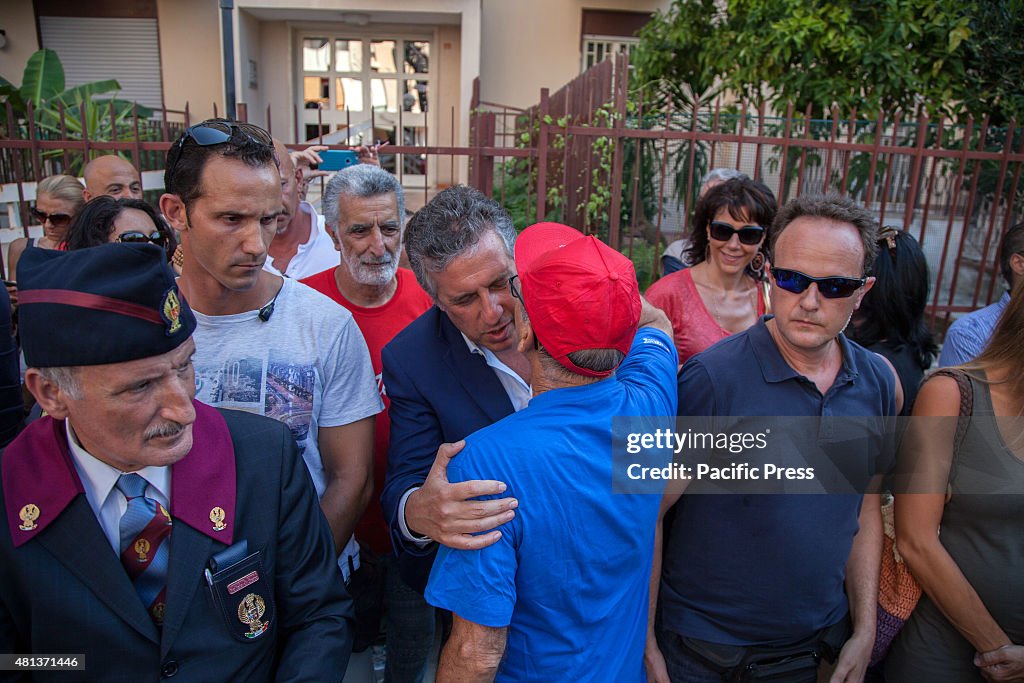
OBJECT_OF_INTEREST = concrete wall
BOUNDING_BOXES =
[156,0,222,121]
[479,0,668,109]
[430,23,461,187]
[258,20,291,139]
[0,0,41,84]
[236,8,265,128]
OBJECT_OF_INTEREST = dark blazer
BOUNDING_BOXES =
[381,306,515,593]
[0,404,353,682]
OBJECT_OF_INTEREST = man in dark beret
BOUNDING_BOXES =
[0,243,353,681]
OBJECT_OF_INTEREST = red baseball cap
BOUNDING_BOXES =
[514,222,641,377]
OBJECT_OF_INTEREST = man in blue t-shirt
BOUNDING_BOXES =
[938,221,1024,366]
[647,195,901,683]
[425,222,677,682]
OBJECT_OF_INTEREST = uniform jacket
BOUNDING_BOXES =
[380,306,515,593]
[0,402,353,682]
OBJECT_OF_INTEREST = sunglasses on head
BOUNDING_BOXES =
[166,120,273,176]
[116,231,167,247]
[31,207,73,229]
[771,268,866,299]
[709,221,765,245]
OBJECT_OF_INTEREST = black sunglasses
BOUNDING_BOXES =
[709,221,765,245]
[166,120,273,176]
[117,231,167,247]
[771,268,866,299]
[31,207,73,229]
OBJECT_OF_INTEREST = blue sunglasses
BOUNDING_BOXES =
[771,268,866,299]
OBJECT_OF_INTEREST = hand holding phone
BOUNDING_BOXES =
[318,150,359,171]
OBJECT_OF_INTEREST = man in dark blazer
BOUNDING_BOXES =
[0,244,352,681]
[381,186,527,595]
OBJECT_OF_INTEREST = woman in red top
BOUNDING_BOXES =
[646,177,777,365]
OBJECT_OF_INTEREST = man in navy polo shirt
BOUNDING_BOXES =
[425,222,676,682]
[647,195,900,683]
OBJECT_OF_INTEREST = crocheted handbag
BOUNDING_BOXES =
[870,369,973,666]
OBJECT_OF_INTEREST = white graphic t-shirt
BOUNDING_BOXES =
[192,277,382,579]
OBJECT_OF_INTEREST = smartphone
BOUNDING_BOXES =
[318,149,359,171]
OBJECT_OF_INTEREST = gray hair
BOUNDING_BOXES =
[771,194,880,274]
[404,185,516,298]
[35,366,82,399]
[701,167,747,188]
[321,164,405,231]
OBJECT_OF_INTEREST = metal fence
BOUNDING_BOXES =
[485,54,1024,329]
[2,55,1021,329]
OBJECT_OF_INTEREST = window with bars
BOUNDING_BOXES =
[581,36,639,72]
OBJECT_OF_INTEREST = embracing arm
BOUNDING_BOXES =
[381,344,515,553]
[639,296,674,339]
[437,614,507,683]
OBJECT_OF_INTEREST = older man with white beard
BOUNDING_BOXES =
[301,164,434,682]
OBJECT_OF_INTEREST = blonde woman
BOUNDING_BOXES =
[7,175,85,282]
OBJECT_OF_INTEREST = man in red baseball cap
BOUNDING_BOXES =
[425,222,677,682]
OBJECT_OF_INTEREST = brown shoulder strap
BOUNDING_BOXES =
[930,369,975,501]
[930,369,975,456]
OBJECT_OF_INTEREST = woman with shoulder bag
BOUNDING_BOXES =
[886,278,1024,682]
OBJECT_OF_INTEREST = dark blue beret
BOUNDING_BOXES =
[17,243,196,367]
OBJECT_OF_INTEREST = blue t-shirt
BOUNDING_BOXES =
[661,317,897,646]
[426,328,678,682]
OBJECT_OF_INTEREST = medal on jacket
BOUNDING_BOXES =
[237,593,269,638]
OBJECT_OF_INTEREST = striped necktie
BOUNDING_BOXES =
[116,473,172,626]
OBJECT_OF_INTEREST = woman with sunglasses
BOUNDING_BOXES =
[6,174,85,284]
[646,177,777,365]
[886,278,1024,682]
[64,196,177,263]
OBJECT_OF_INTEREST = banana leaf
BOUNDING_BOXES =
[19,48,64,107]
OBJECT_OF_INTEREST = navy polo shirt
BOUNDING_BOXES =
[661,316,897,646]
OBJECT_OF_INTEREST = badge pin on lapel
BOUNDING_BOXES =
[210,506,227,532]
[19,504,39,531]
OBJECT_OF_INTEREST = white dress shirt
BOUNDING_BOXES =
[65,420,171,554]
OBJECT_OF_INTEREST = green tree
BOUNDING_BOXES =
[632,0,1021,124]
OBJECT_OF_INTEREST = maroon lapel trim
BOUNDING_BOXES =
[3,418,84,547]
[170,401,236,544]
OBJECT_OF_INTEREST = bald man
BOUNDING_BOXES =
[82,155,143,201]
[264,140,338,279]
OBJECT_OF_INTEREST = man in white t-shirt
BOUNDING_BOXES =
[160,119,381,585]
[264,140,339,279]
